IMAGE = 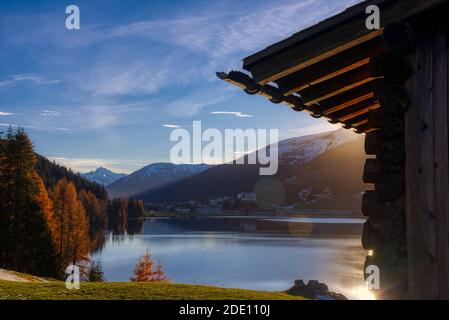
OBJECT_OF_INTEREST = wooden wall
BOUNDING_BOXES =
[405,9,449,299]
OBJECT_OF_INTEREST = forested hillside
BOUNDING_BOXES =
[0,128,144,279]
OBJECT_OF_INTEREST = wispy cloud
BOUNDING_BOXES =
[40,110,60,117]
[109,0,362,72]
[75,64,170,97]
[62,101,148,131]
[49,156,145,174]
[1,0,361,99]
[0,112,14,116]
[0,74,59,87]
[0,123,37,129]
[0,122,73,132]
[165,89,233,117]
[163,124,180,128]
[210,111,253,118]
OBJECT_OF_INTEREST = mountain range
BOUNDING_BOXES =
[134,128,366,209]
[106,163,211,198]
[82,167,127,186]
[82,128,365,210]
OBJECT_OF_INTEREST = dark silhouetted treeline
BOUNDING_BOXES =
[107,197,144,235]
[36,155,108,201]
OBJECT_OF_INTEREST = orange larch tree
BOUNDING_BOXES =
[130,249,169,282]
[52,178,90,272]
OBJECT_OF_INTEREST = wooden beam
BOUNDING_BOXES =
[305,78,377,107]
[281,58,369,95]
[339,103,380,122]
[276,36,385,95]
[320,81,379,115]
[324,93,374,115]
[331,97,378,118]
[299,64,379,105]
[351,118,369,127]
[252,30,383,85]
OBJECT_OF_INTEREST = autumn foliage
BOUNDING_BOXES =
[1,128,146,279]
[51,178,90,271]
[0,128,58,276]
[130,249,169,282]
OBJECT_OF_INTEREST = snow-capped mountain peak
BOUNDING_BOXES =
[277,128,359,166]
[82,167,127,186]
[107,163,211,198]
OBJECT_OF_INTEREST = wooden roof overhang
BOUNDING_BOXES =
[217,0,447,134]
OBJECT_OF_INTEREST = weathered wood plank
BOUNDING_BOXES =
[405,22,422,301]
[418,20,439,299]
[303,79,377,107]
[365,131,383,155]
[364,159,381,183]
[276,37,385,95]
[319,81,378,114]
[339,103,380,122]
[299,64,377,105]
[405,18,440,299]
[432,12,449,299]
[250,31,383,85]
[323,93,374,115]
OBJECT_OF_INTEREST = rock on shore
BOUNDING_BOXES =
[287,279,347,300]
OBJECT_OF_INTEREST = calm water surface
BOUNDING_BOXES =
[92,216,369,299]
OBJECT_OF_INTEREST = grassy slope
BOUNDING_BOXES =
[0,281,303,300]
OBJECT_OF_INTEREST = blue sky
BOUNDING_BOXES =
[0,0,361,173]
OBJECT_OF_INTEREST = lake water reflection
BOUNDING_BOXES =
[92,216,368,299]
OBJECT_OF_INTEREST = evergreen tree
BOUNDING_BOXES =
[86,260,105,282]
[127,198,144,235]
[0,128,58,277]
[107,197,128,234]
[35,155,108,201]
[79,189,107,233]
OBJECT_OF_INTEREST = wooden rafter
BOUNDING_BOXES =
[251,30,383,85]
[276,36,385,95]
[282,58,370,95]
[338,103,380,122]
[299,64,379,104]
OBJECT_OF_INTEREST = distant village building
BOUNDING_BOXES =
[237,192,257,203]
[209,197,231,206]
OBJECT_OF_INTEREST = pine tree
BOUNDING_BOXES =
[79,189,107,233]
[0,128,58,277]
[86,260,105,282]
[107,197,128,234]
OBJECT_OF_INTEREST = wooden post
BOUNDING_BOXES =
[405,11,449,299]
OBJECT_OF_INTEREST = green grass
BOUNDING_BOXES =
[0,281,303,300]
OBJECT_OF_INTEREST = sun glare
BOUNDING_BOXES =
[351,287,376,300]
